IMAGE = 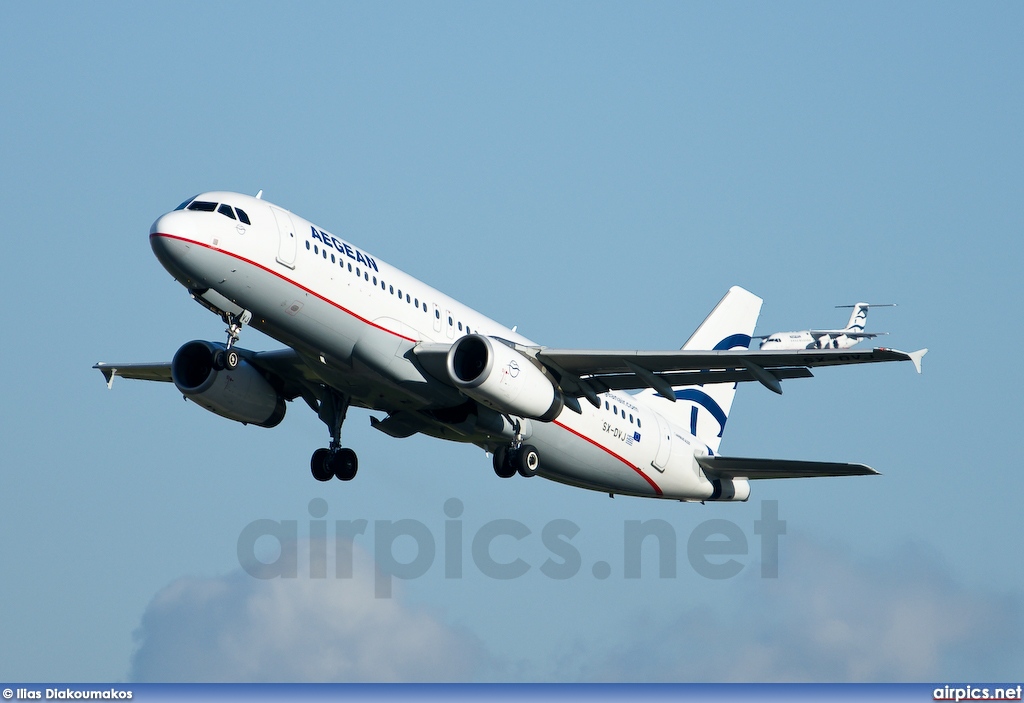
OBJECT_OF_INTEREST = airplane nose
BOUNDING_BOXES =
[150,210,197,240]
[150,210,200,282]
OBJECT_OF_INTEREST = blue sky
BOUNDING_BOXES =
[1,1,1022,682]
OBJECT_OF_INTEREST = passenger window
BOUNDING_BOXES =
[187,201,217,212]
[435,309,440,319]
[422,303,427,312]
[235,208,251,225]
[331,253,336,263]
[356,268,361,277]
[373,276,377,285]
[390,285,394,294]
[305,241,310,250]
[406,294,411,303]
[458,322,463,331]
[218,204,236,220]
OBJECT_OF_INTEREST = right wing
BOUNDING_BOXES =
[532,346,927,398]
[806,330,887,339]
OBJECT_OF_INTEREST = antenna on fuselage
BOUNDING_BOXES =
[255,189,263,199]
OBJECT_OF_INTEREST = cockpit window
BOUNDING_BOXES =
[218,204,237,220]
[235,208,251,225]
[174,195,199,211]
[187,200,217,212]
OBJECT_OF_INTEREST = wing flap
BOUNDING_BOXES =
[573,367,814,394]
[696,455,879,480]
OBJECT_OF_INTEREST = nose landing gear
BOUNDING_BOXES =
[212,310,251,370]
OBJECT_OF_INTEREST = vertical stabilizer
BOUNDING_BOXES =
[843,303,870,333]
[636,286,762,453]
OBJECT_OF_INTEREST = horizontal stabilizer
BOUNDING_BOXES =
[696,455,879,480]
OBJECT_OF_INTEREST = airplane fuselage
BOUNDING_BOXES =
[150,192,723,500]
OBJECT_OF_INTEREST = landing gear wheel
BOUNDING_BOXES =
[330,448,358,481]
[311,448,333,482]
[224,349,240,370]
[492,447,517,479]
[516,444,540,477]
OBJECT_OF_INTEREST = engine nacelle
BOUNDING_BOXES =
[446,335,563,422]
[171,340,286,428]
[707,478,751,502]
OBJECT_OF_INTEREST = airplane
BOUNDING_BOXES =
[756,303,896,351]
[94,191,927,502]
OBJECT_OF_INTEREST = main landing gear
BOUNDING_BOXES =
[492,445,541,479]
[492,419,540,479]
[310,389,359,482]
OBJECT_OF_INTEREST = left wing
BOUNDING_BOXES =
[94,362,172,387]
[532,346,927,398]
[94,347,314,401]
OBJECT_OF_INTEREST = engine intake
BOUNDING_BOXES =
[171,340,286,427]
[446,335,563,422]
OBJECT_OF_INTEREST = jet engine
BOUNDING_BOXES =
[446,335,563,422]
[171,340,286,427]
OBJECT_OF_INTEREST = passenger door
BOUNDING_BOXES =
[271,206,297,269]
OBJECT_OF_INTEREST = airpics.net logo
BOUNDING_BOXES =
[236,499,787,598]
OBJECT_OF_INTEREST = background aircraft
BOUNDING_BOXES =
[756,303,896,350]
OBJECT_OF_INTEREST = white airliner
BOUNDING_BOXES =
[95,192,927,502]
[757,303,896,351]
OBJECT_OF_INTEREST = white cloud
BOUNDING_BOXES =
[128,540,486,682]
[577,536,1023,682]
[129,533,1023,682]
